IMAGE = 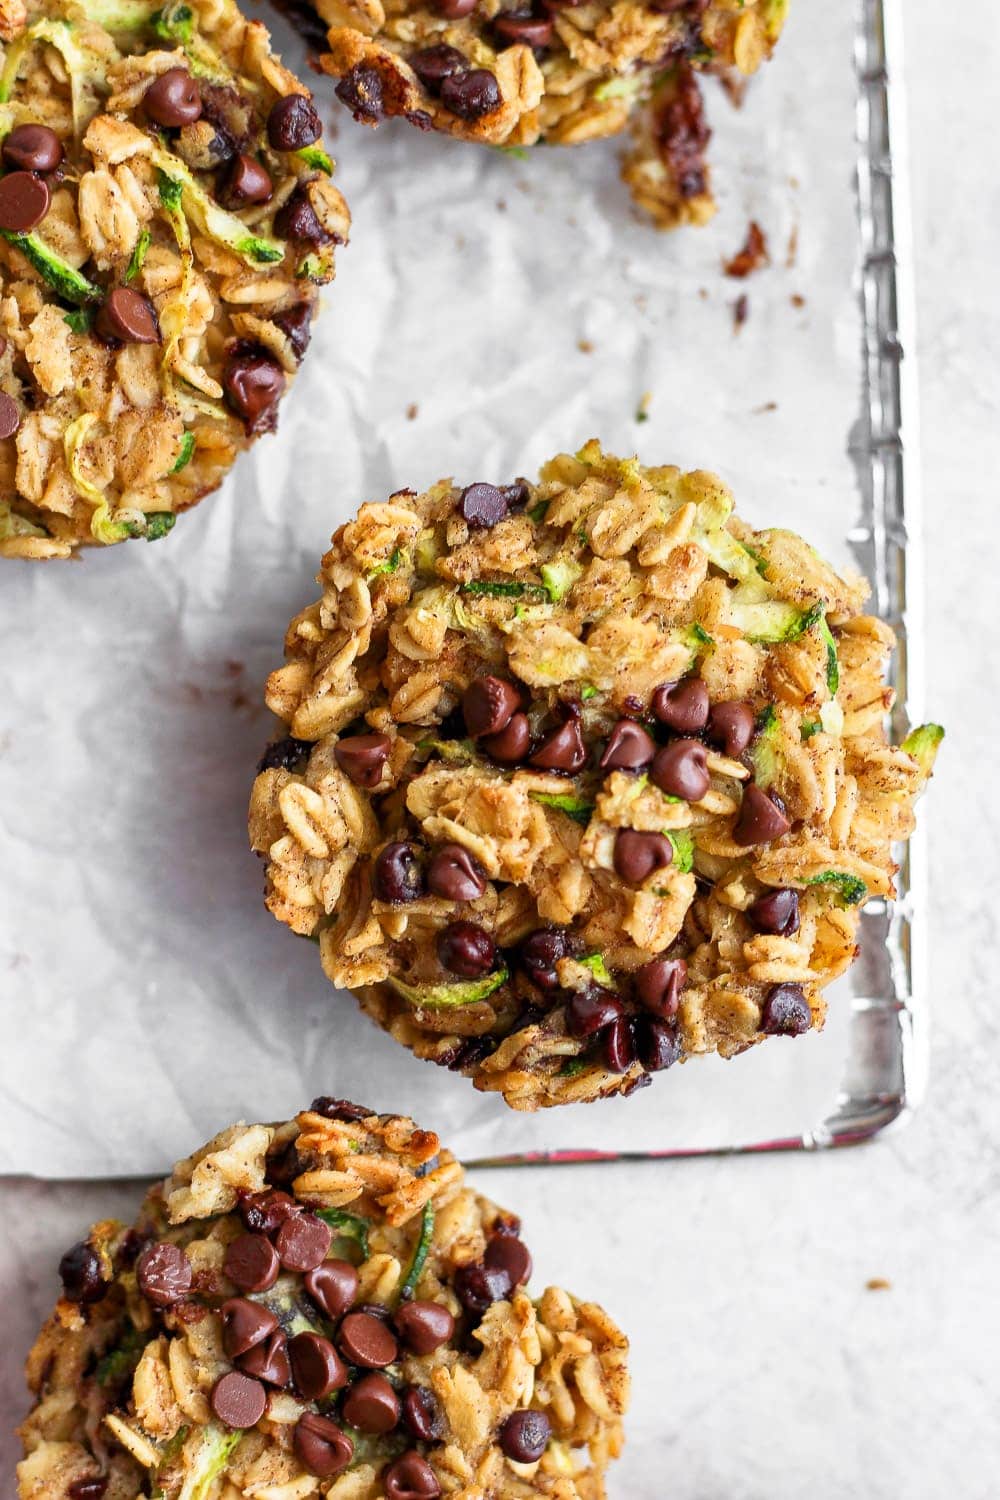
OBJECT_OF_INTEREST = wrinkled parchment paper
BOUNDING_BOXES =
[1,2,876,1177]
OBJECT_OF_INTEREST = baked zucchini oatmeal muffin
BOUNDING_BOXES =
[310,0,788,230]
[248,441,942,1110]
[0,0,349,560]
[17,1102,629,1499]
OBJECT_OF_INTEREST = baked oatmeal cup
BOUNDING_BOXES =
[0,0,349,560]
[308,0,789,229]
[17,1102,629,1499]
[248,442,941,1110]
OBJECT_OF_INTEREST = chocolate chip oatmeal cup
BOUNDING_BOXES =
[17,1103,629,1499]
[0,0,349,561]
[308,0,788,230]
[248,441,942,1110]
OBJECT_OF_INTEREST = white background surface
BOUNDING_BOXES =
[3,1,999,1495]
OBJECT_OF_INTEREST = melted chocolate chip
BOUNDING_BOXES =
[58,1242,107,1305]
[394,1300,455,1354]
[459,481,509,528]
[427,843,488,901]
[760,982,812,1035]
[275,187,331,244]
[221,1297,279,1359]
[481,712,531,763]
[273,301,315,359]
[268,93,322,150]
[732,784,790,846]
[293,1412,354,1477]
[528,715,587,774]
[0,171,49,233]
[303,1258,359,1320]
[334,731,392,788]
[437,920,496,977]
[603,1014,636,1072]
[289,1331,349,1400]
[748,887,800,936]
[565,986,623,1039]
[373,841,425,903]
[518,927,572,990]
[638,1017,682,1071]
[211,1369,266,1429]
[600,719,656,772]
[499,1408,551,1462]
[651,677,710,733]
[337,1310,399,1367]
[224,1234,280,1293]
[401,1385,445,1441]
[453,1260,512,1314]
[223,351,285,434]
[342,1371,402,1433]
[706,700,756,758]
[256,737,312,774]
[0,392,19,440]
[439,69,502,119]
[2,124,63,174]
[309,1097,372,1123]
[144,68,202,127]
[68,1479,108,1500]
[275,1211,332,1272]
[238,1188,299,1235]
[633,956,686,1018]
[95,288,160,346]
[435,0,478,14]
[335,64,384,122]
[384,1453,442,1499]
[410,44,468,92]
[651,739,710,801]
[136,1242,192,1308]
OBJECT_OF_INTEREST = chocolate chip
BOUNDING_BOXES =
[529,715,587,774]
[440,69,501,119]
[335,64,384,123]
[437,920,496,978]
[342,1372,402,1433]
[268,93,322,150]
[613,829,673,885]
[518,927,571,990]
[603,1014,636,1072]
[58,1242,107,1305]
[427,843,488,902]
[394,1300,455,1355]
[0,171,49,233]
[493,13,553,46]
[220,152,273,208]
[303,1258,359,1320]
[481,712,531,763]
[256,737,312,774]
[144,68,202,127]
[334,732,392,788]
[221,1297,279,1358]
[706,700,756,758]
[633,956,686,1017]
[463,675,522,738]
[2,124,63,174]
[454,1260,512,1314]
[67,1480,107,1500]
[211,1369,266,1429]
[275,187,331,244]
[748,887,800,936]
[484,1234,531,1287]
[761,983,811,1035]
[651,739,710,801]
[309,1098,372,1123]
[732,784,790,846]
[237,1328,291,1387]
[273,301,315,360]
[238,1188,299,1235]
[136,1242,192,1307]
[294,1413,354,1477]
[338,1310,399,1367]
[565,985,623,1039]
[224,1234,280,1293]
[373,841,425,903]
[401,1385,445,1442]
[638,1017,681,1071]
[410,44,468,92]
[95,287,160,346]
[651,678,710,733]
[289,1331,349,1400]
[459,481,509,528]
[0,392,18,441]
[600,719,655,772]
[384,1453,442,1500]
[499,1408,551,1462]
[223,351,285,435]
[275,1211,332,1272]
[435,0,478,14]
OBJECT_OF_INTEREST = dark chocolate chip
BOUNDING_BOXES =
[453,1260,512,1314]
[651,738,710,801]
[747,887,800,936]
[384,1452,442,1500]
[499,1408,551,1462]
[633,956,686,1018]
[603,1014,636,1073]
[706,700,756,758]
[0,392,18,440]
[565,986,623,1039]
[394,1300,455,1355]
[256,737,312,774]
[373,841,425,903]
[342,1371,402,1434]
[459,481,509,528]
[0,170,49,233]
[401,1385,445,1442]
[484,1233,531,1287]
[439,69,501,120]
[223,351,285,435]
[221,1297,279,1359]
[237,1328,291,1387]
[210,1370,266,1429]
[294,1412,354,1477]
[760,982,812,1035]
[136,1242,192,1307]
[275,186,331,244]
[427,843,488,902]
[67,1480,107,1500]
[732,784,790,846]
[2,124,63,174]
[58,1242,107,1305]
[95,287,160,346]
[309,1098,372,1123]
[493,13,553,47]
[434,0,478,14]
[275,1211,332,1272]
[599,719,655,772]
[273,301,315,359]
[144,68,202,127]
[303,1258,359,1320]
[437,920,496,978]
[335,64,384,123]
[220,152,273,207]
[268,93,322,150]
[334,732,392,788]
[238,1188,299,1235]
[613,829,674,885]
[529,716,587,774]
[651,678,710,733]
[481,712,531,763]
[463,675,521,738]
[410,44,468,92]
[224,1234,280,1293]
[289,1331,349,1400]
[638,1017,681,1072]
[518,927,572,990]
[337,1310,399,1367]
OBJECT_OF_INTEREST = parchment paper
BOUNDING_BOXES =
[0,1,871,1177]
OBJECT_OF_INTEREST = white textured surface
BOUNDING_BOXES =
[3,0,1000,1495]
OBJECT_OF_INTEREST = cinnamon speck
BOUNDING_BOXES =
[406,403,419,420]
[786,224,799,269]
[866,1277,892,1292]
[790,293,806,308]
[724,220,770,278]
[733,294,749,331]
[577,338,594,354]
[753,401,778,414]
